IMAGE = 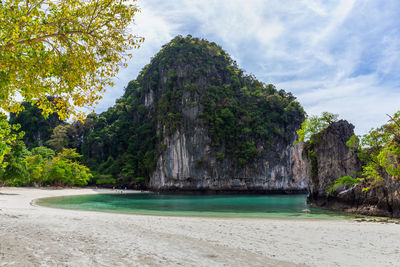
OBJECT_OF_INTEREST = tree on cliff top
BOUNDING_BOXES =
[0,0,143,120]
[296,112,339,143]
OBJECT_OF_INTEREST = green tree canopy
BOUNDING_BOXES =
[9,99,64,148]
[0,114,23,167]
[0,141,30,185]
[2,145,93,187]
[344,111,400,191]
[297,112,339,143]
[0,0,143,120]
[46,124,69,152]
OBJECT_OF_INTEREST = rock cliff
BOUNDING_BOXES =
[147,36,307,192]
[304,120,400,217]
[150,129,307,192]
[304,120,362,200]
[81,35,308,191]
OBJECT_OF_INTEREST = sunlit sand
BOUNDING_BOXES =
[1,187,400,266]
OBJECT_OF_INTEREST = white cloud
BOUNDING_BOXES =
[310,0,356,46]
[95,0,179,110]
[94,0,400,135]
[301,0,330,16]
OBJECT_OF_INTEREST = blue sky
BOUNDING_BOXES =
[96,0,400,135]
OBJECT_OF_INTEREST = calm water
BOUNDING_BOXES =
[36,193,349,219]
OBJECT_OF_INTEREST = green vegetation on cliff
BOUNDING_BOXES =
[4,35,304,188]
[299,111,400,195]
[75,35,304,187]
[297,112,339,144]
[298,112,339,179]
[345,112,400,191]
[9,100,64,149]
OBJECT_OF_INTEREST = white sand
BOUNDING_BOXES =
[0,188,399,267]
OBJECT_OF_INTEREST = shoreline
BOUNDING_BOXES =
[1,187,400,266]
[33,188,392,222]
[33,190,351,221]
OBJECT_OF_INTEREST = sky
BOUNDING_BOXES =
[96,0,400,135]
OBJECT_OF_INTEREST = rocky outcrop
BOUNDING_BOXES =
[81,35,308,191]
[331,178,400,217]
[144,36,308,192]
[305,120,362,200]
[150,130,307,192]
[304,120,400,217]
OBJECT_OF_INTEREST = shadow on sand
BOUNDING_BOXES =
[0,193,19,196]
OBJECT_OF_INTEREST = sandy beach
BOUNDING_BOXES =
[0,188,399,266]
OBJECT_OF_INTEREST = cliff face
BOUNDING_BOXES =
[305,120,400,217]
[81,35,308,191]
[150,126,307,192]
[145,36,307,192]
[305,120,362,199]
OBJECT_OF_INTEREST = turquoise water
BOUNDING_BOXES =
[36,193,349,219]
